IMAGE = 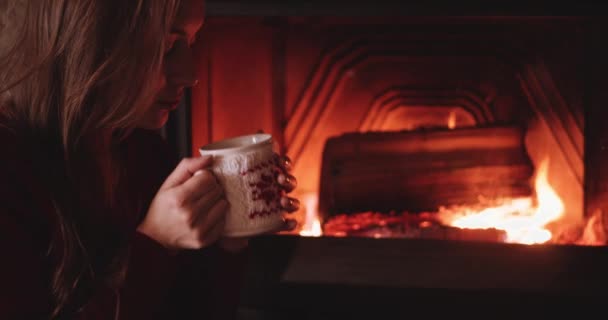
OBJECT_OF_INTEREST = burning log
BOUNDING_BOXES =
[319,125,534,220]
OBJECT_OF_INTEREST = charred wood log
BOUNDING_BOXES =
[319,126,534,220]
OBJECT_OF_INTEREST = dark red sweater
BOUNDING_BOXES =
[0,128,247,319]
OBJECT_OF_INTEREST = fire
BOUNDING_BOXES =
[299,192,323,237]
[447,111,457,129]
[441,159,564,244]
[294,158,589,245]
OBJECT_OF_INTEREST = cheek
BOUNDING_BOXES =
[154,74,167,93]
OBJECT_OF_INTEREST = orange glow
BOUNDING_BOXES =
[295,158,605,245]
[576,209,607,246]
[439,159,564,244]
[447,111,457,129]
[299,193,323,237]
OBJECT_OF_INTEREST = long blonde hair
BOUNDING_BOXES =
[1,0,179,147]
[0,0,180,317]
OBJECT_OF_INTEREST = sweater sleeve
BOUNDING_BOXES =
[164,245,250,320]
[0,205,52,319]
[204,245,250,320]
[116,129,181,318]
[116,232,179,319]
[0,132,56,317]
[118,129,249,319]
[0,128,180,319]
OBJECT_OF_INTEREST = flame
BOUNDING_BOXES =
[443,159,564,244]
[299,193,323,237]
[447,111,457,129]
[576,209,607,246]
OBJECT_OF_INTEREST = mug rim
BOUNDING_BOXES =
[199,133,273,156]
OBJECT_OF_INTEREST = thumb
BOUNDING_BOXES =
[160,156,214,190]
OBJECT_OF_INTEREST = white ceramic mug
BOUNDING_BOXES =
[199,133,285,237]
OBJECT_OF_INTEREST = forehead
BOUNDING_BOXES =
[173,0,205,35]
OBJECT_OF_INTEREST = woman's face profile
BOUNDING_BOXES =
[136,0,204,129]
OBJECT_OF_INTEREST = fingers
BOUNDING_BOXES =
[277,173,297,192]
[193,199,229,246]
[274,154,293,172]
[263,219,297,235]
[283,219,297,231]
[161,156,213,190]
[274,154,297,193]
[190,185,224,226]
[280,196,300,213]
[198,213,226,248]
[177,169,219,204]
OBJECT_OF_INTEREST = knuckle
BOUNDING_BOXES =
[193,170,217,186]
[179,157,195,169]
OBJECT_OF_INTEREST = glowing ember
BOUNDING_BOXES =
[299,193,323,237]
[447,111,457,129]
[439,159,564,244]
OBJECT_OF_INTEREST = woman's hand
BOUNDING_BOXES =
[275,154,300,229]
[137,156,228,250]
[218,153,300,252]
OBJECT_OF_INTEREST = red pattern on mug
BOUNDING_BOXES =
[242,160,281,219]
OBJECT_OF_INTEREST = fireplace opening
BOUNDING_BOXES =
[180,13,606,246]
[163,3,608,317]
[293,124,602,246]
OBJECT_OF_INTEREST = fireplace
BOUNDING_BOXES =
[162,1,608,318]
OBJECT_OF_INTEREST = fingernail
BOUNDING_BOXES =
[284,158,293,170]
[279,174,292,185]
[289,198,300,208]
[287,220,297,229]
[286,175,297,188]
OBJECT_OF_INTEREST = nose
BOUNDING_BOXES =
[164,42,198,88]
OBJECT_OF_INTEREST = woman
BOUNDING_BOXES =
[0,0,299,319]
